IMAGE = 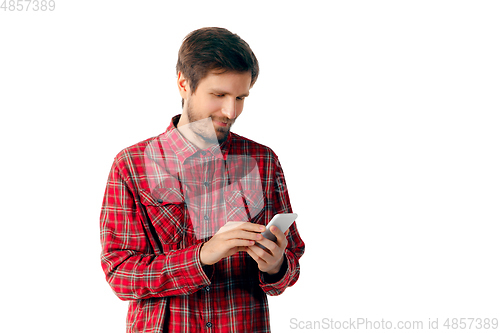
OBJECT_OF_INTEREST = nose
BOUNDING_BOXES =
[221,98,237,119]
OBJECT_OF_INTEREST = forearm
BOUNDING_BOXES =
[259,154,305,295]
[101,243,211,301]
[259,247,301,295]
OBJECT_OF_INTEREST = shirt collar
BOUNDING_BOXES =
[165,114,233,164]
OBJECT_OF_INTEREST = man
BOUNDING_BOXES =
[100,27,305,332]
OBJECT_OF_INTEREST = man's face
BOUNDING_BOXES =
[177,70,252,145]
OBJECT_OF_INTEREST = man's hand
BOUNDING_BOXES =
[246,226,288,275]
[200,222,266,266]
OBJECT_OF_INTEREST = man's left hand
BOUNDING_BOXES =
[246,226,288,275]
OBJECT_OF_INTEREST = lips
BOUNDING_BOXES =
[213,120,228,127]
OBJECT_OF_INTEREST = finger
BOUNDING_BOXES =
[225,238,255,250]
[231,246,250,255]
[270,226,288,248]
[225,229,265,242]
[248,244,274,263]
[246,246,268,265]
[255,237,278,255]
[233,221,266,233]
[218,221,246,233]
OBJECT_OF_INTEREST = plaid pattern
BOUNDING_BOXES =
[100,115,305,332]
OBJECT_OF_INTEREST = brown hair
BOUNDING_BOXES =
[176,27,259,106]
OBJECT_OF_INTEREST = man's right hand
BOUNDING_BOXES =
[200,222,266,266]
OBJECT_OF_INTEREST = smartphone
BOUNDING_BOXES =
[256,213,298,249]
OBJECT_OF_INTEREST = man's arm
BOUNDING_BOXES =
[100,156,211,301]
[256,152,305,296]
[255,222,304,295]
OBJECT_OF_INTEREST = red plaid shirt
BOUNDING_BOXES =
[100,115,305,333]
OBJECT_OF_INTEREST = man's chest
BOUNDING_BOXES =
[136,155,271,249]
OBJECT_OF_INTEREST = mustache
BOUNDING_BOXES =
[211,116,234,125]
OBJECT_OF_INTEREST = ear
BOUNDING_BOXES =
[177,71,189,100]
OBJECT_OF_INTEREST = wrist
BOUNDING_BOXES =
[267,255,285,275]
[199,242,209,266]
[263,255,288,284]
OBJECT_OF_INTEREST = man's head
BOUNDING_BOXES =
[176,27,259,146]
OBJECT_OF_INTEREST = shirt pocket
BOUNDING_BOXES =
[224,188,266,223]
[139,188,185,245]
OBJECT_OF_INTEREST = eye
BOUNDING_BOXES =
[214,94,224,98]
[237,96,246,101]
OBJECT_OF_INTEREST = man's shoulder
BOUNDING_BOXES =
[230,132,278,159]
[113,134,160,165]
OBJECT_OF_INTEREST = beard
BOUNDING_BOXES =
[185,101,235,145]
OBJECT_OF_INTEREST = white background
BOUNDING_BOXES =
[1,1,499,332]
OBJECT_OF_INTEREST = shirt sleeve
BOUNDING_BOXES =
[100,155,212,301]
[259,153,305,296]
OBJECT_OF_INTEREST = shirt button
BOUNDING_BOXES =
[204,215,209,221]
[204,181,210,187]
[205,286,210,292]
[206,322,213,328]
[200,151,207,156]
[156,199,163,204]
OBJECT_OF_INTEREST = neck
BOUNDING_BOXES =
[176,114,218,150]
